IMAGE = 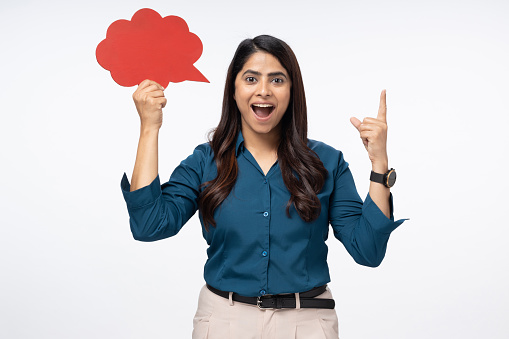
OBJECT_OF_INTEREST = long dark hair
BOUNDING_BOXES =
[199,35,328,230]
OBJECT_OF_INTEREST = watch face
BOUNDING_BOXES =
[387,170,397,187]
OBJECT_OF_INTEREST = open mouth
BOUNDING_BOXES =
[251,103,275,118]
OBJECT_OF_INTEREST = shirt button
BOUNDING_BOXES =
[262,250,268,257]
[264,179,267,184]
[260,290,266,296]
[263,211,269,217]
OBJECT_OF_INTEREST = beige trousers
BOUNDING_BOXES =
[192,285,339,339]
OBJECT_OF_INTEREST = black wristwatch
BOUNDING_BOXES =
[370,168,396,188]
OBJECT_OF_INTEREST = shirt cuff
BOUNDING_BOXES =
[120,173,162,209]
[362,193,406,234]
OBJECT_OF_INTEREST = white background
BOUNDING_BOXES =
[1,0,508,338]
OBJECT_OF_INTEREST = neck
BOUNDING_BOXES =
[242,126,281,157]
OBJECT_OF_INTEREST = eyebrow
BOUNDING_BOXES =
[241,69,288,79]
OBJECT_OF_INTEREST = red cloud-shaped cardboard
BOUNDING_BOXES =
[96,8,208,87]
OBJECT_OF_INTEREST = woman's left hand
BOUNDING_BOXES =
[350,90,389,169]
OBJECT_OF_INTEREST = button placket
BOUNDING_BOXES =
[260,175,271,295]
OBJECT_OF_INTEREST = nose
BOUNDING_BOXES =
[256,79,272,97]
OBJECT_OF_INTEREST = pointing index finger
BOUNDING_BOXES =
[377,89,387,122]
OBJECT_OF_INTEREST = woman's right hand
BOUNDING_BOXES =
[132,79,167,130]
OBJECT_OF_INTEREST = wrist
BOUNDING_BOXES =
[140,125,160,136]
[371,161,388,174]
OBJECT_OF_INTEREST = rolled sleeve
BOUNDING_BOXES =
[362,192,406,234]
[120,144,209,242]
[121,173,162,209]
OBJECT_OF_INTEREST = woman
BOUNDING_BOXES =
[121,35,405,338]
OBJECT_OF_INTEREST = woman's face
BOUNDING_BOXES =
[234,51,291,140]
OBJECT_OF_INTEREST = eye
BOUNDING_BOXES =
[272,78,284,84]
[246,76,256,83]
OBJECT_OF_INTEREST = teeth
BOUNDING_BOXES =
[253,104,273,108]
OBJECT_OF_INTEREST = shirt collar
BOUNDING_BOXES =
[235,130,245,156]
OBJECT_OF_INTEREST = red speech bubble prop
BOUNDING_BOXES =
[96,8,208,87]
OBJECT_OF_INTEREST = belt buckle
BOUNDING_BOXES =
[257,296,274,309]
[257,295,283,309]
[257,296,264,309]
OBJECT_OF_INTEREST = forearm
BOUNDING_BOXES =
[369,161,391,218]
[350,89,392,218]
[130,127,159,191]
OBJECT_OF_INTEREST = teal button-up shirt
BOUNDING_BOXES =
[121,132,405,297]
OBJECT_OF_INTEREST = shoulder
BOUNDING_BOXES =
[307,139,349,174]
[308,138,338,152]
[307,139,343,161]
[170,142,216,182]
[178,142,214,169]
[194,142,213,158]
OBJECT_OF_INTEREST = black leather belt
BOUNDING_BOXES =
[206,284,335,309]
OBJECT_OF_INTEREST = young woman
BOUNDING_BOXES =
[121,35,405,339]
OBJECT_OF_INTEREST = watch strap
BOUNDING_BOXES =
[370,171,385,185]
